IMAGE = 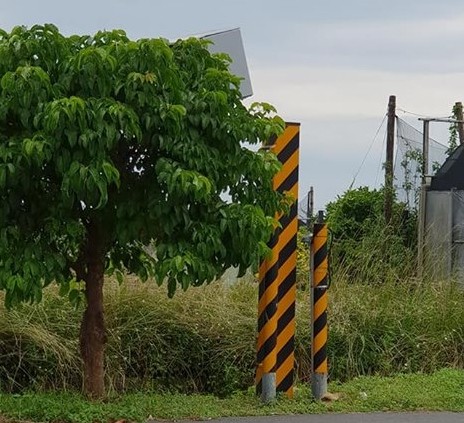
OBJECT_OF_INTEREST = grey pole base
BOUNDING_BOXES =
[311,373,327,400]
[261,372,276,403]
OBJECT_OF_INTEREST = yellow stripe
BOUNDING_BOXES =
[256,319,277,350]
[262,350,276,373]
[313,227,328,252]
[314,264,328,286]
[314,359,328,374]
[285,386,294,399]
[255,365,263,385]
[277,250,297,288]
[313,294,328,321]
[276,312,295,347]
[276,352,294,385]
[274,149,299,189]
[258,284,279,313]
[272,125,300,156]
[286,183,298,201]
[276,285,296,322]
[277,217,298,255]
[313,327,328,351]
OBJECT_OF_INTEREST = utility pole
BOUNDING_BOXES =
[455,102,464,144]
[384,95,396,224]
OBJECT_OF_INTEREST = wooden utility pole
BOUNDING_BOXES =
[455,102,464,144]
[384,95,396,224]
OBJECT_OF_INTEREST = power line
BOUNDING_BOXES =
[349,114,387,190]
[375,126,388,187]
[397,107,452,121]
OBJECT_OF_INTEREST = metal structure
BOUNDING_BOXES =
[200,28,253,98]
[310,213,329,400]
[417,118,464,278]
[423,142,464,282]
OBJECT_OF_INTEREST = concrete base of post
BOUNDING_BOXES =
[260,372,276,403]
[311,373,327,400]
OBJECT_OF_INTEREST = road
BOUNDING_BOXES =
[179,413,464,423]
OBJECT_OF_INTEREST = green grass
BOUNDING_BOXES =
[0,369,463,422]
[1,275,464,395]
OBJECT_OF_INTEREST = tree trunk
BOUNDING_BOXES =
[79,224,107,399]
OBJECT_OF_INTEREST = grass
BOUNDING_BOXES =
[0,368,463,422]
[1,274,464,395]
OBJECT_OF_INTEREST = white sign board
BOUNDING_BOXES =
[191,28,253,99]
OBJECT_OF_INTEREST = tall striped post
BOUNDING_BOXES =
[311,218,329,400]
[256,123,300,400]
[275,124,299,397]
[256,230,280,402]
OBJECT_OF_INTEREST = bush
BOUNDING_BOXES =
[0,272,464,395]
[325,187,417,283]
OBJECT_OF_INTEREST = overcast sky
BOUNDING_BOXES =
[1,0,463,209]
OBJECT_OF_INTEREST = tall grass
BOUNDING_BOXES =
[2,184,459,396]
[0,260,463,395]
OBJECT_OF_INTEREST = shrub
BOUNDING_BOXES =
[325,187,417,283]
[0,273,463,395]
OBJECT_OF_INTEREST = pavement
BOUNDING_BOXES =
[179,413,464,423]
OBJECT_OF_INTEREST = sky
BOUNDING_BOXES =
[1,0,464,210]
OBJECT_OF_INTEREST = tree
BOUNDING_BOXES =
[0,25,286,398]
[326,187,417,281]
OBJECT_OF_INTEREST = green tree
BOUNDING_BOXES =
[0,25,286,398]
[447,103,460,156]
[326,187,417,281]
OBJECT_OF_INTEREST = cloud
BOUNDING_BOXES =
[246,12,464,73]
[247,65,463,121]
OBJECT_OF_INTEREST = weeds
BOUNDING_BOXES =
[0,269,463,396]
[1,369,464,422]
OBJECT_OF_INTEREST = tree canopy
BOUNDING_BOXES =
[0,24,286,397]
[0,24,285,304]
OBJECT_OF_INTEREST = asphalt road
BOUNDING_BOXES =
[179,413,464,423]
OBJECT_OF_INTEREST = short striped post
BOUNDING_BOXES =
[256,123,300,401]
[311,217,329,400]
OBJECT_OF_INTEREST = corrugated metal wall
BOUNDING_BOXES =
[425,190,464,283]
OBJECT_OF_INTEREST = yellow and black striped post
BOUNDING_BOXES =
[256,123,299,400]
[311,218,329,399]
[256,230,279,402]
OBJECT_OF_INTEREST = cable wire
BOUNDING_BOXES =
[375,125,388,187]
[349,114,387,190]
[397,107,452,120]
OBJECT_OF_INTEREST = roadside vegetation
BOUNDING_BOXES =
[1,266,463,397]
[1,369,463,422]
[1,186,463,421]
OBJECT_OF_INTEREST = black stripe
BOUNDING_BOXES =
[256,379,262,395]
[258,301,278,331]
[277,301,295,333]
[313,243,327,269]
[313,343,327,370]
[313,311,327,336]
[267,230,280,250]
[276,166,298,194]
[278,268,296,300]
[279,234,297,270]
[276,369,294,392]
[259,261,279,296]
[279,202,297,230]
[313,223,325,238]
[257,333,277,364]
[277,133,299,165]
[277,335,294,366]
[313,285,327,303]
[263,261,279,288]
